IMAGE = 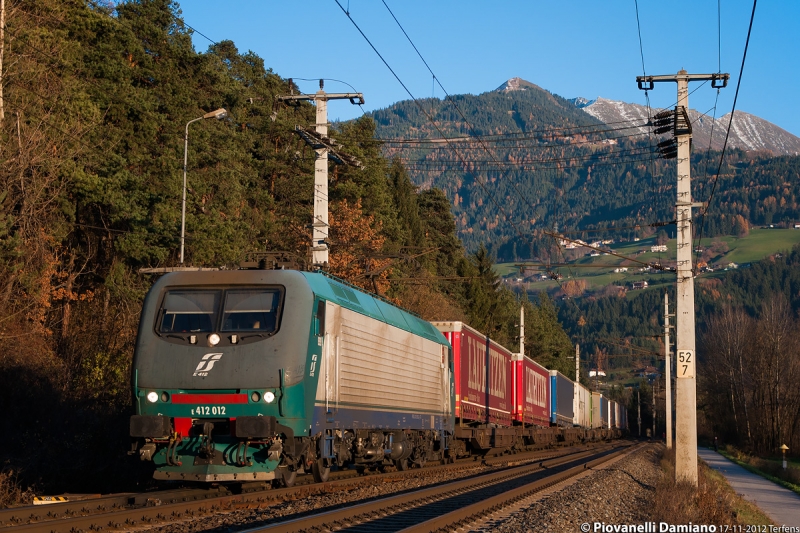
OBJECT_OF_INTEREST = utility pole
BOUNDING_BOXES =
[278,80,364,269]
[515,306,525,430]
[637,70,728,485]
[665,292,673,449]
[637,390,641,438]
[1,0,5,124]
[652,378,656,440]
[574,344,580,426]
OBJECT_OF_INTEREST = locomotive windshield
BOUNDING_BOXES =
[159,290,220,333]
[157,288,282,335]
[221,289,280,332]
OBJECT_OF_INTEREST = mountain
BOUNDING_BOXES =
[371,78,800,260]
[573,97,800,156]
[495,77,545,93]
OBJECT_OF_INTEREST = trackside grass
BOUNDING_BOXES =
[651,446,773,526]
[0,470,35,508]
[718,446,800,496]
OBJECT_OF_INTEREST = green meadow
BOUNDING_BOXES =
[498,228,800,295]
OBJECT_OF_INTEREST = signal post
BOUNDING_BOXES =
[636,70,728,485]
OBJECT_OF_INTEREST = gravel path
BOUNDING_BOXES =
[468,443,663,533]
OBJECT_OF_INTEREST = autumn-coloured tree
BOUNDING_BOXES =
[561,279,587,298]
[328,198,392,295]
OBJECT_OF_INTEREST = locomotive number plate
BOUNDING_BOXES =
[191,405,227,416]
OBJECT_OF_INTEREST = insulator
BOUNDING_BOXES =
[657,139,677,149]
[651,109,675,133]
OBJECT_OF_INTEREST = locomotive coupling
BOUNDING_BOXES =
[139,443,156,462]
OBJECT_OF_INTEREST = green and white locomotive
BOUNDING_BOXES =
[130,269,455,485]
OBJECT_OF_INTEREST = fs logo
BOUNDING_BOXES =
[193,353,223,377]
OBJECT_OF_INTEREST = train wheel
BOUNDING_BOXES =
[312,458,330,483]
[394,458,409,471]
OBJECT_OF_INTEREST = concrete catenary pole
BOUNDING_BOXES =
[636,70,728,485]
[652,377,656,439]
[665,292,672,449]
[519,306,525,358]
[0,0,5,124]
[278,80,363,269]
[519,306,525,428]
[637,390,641,438]
[574,344,580,426]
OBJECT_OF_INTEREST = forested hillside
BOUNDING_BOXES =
[555,245,800,453]
[372,86,800,260]
[0,0,576,498]
[557,244,800,371]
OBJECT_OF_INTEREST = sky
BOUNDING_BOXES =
[179,1,800,138]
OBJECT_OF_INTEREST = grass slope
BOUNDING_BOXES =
[497,228,800,296]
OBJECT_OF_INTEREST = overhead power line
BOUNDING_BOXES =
[698,0,757,219]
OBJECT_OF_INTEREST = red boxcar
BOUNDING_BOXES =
[512,354,550,427]
[432,321,513,427]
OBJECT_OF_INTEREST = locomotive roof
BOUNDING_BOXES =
[148,269,448,347]
[301,272,449,346]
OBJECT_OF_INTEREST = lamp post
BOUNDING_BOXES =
[180,108,227,264]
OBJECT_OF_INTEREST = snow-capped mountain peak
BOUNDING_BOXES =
[572,97,800,156]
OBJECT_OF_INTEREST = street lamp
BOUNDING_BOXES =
[180,108,227,264]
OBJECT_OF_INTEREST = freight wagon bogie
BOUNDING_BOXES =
[321,427,444,471]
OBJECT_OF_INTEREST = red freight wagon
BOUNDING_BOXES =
[512,354,550,427]
[432,321,513,427]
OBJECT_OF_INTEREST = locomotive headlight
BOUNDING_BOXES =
[147,391,159,403]
[264,391,275,403]
[250,391,261,402]
[208,333,221,346]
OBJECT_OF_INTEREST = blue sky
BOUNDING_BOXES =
[179,1,799,137]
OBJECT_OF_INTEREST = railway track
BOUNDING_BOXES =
[247,441,640,532]
[0,442,619,532]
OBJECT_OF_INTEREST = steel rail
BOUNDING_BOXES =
[245,443,630,532]
[0,443,612,532]
[400,443,643,533]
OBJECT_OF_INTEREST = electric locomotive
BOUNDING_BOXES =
[129,269,454,484]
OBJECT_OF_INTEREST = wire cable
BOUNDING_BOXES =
[695,0,757,258]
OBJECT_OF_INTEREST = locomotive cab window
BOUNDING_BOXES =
[221,289,281,333]
[158,290,220,333]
